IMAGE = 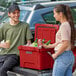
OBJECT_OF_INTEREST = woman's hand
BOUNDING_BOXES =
[52,53,58,59]
[42,43,50,49]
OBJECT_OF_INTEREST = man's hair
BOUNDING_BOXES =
[8,2,20,13]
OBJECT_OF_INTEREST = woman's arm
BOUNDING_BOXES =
[42,42,60,49]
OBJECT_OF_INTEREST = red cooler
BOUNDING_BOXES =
[18,24,59,70]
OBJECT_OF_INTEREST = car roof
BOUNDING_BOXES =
[19,1,76,11]
[41,1,76,7]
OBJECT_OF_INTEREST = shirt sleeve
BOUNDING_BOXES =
[60,24,70,41]
[26,24,33,40]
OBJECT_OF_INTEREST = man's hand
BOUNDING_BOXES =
[0,42,10,48]
[26,40,31,46]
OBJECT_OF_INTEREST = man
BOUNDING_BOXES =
[0,3,33,76]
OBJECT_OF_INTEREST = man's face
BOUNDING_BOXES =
[8,9,20,22]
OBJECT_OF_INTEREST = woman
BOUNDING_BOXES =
[43,4,75,76]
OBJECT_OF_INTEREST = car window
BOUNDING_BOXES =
[0,11,8,25]
[42,11,56,24]
[42,7,76,26]
[19,10,31,22]
[71,7,76,27]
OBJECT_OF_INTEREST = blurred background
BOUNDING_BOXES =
[0,0,74,18]
[0,0,74,8]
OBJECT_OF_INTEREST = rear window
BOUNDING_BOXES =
[42,11,56,24]
[42,7,76,26]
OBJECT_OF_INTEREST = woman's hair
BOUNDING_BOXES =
[54,4,75,49]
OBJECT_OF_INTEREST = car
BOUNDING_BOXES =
[1,1,76,35]
[0,1,76,76]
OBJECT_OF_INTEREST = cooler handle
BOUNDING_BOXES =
[26,51,32,54]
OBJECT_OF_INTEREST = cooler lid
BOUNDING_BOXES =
[35,24,59,44]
